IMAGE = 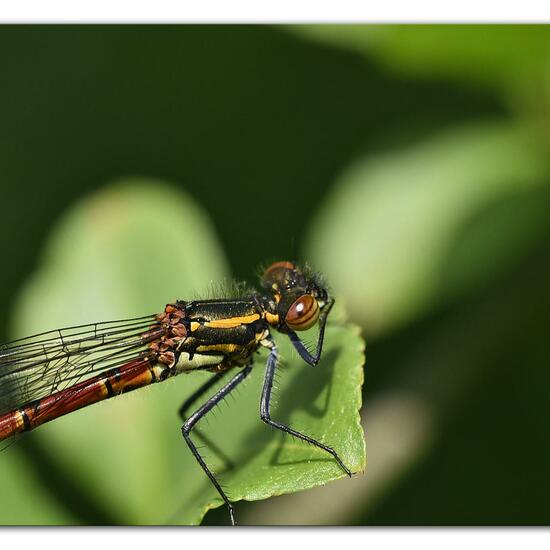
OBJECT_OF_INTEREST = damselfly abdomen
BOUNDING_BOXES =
[0,261,351,524]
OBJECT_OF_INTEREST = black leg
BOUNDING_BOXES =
[179,371,228,420]
[260,335,351,477]
[179,371,235,471]
[287,297,334,366]
[181,366,252,526]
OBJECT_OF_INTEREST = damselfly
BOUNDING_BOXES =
[0,261,351,524]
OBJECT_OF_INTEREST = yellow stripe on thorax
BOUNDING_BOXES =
[196,343,242,354]
[265,312,279,326]
[204,313,260,329]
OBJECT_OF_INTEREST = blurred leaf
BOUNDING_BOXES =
[292,25,550,92]
[0,447,76,524]
[359,236,550,525]
[305,121,548,337]
[3,179,365,524]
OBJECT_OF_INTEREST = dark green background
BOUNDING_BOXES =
[1,25,549,525]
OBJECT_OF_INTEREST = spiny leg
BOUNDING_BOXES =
[286,297,334,366]
[179,371,235,470]
[260,335,351,476]
[179,371,227,420]
[182,365,252,526]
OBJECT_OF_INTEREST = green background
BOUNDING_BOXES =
[1,24,550,525]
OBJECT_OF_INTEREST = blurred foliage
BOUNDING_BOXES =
[306,121,548,336]
[0,24,549,525]
[294,25,550,91]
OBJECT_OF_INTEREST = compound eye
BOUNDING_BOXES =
[263,261,295,279]
[262,261,296,288]
[285,294,319,331]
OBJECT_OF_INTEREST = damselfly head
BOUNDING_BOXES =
[261,261,330,331]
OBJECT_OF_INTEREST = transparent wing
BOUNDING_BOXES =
[0,315,165,415]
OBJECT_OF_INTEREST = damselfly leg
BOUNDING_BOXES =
[286,297,335,366]
[179,370,235,471]
[260,335,352,477]
[178,371,228,420]
[181,365,252,526]
[182,298,349,525]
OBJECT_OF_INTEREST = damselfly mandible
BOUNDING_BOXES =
[0,261,351,524]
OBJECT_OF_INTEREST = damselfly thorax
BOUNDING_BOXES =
[0,261,351,525]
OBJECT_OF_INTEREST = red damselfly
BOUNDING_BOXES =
[0,261,351,524]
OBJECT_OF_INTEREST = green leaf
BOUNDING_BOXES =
[2,179,366,525]
[305,121,549,337]
[171,322,366,525]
